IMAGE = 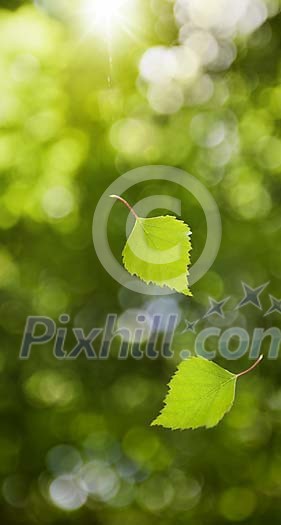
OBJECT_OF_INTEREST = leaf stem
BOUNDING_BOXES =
[236,354,263,378]
[110,194,139,220]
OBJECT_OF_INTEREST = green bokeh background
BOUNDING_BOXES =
[0,1,281,523]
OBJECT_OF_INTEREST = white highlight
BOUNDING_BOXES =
[80,0,136,42]
[139,0,272,114]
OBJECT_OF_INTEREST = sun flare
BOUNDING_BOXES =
[80,0,137,42]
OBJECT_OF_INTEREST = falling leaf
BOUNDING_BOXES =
[122,215,192,295]
[152,355,263,430]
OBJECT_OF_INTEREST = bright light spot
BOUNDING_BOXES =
[137,475,174,512]
[174,0,268,38]
[181,30,219,66]
[145,298,181,332]
[139,47,178,85]
[49,475,87,511]
[24,370,77,407]
[0,248,18,288]
[186,74,214,105]
[78,460,120,501]
[47,445,83,475]
[139,0,271,115]
[80,0,137,42]
[110,118,158,158]
[139,45,199,85]
[116,309,153,343]
[84,0,126,25]
[148,82,184,115]
[42,186,74,219]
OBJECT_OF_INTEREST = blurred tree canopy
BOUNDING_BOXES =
[0,0,281,524]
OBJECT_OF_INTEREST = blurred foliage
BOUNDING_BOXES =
[0,0,281,524]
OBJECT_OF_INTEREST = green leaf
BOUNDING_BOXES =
[151,357,237,430]
[122,215,192,296]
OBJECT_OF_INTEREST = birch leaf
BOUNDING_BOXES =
[122,215,192,296]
